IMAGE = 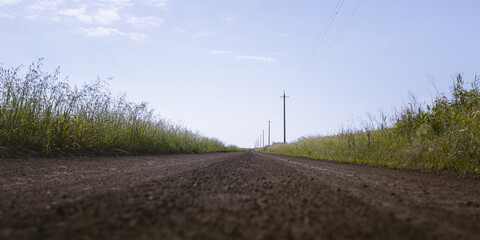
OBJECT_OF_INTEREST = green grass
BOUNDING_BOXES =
[262,74,480,173]
[0,60,241,156]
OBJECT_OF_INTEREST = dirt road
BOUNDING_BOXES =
[1,150,479,239]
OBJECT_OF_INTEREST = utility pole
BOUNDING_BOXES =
[268,120,271,146]
[281,90,289,144]
[262,130,265,148]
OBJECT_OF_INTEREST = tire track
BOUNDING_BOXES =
[0,151,479,239]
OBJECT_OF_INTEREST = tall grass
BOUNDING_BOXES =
[0,60,238,156]
[263,74,480,173]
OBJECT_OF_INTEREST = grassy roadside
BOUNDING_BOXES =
[0,60,241,156]
[262,74,480,173]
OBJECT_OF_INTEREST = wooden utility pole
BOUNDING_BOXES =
[281,90,289,143]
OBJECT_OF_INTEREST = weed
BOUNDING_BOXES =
[0,60,239,156]
[263,74,480,173]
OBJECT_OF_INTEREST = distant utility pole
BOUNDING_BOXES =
[281,90,289,144]
[262,130,265,147]
[268,120,271,146]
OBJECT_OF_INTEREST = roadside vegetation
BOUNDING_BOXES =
[0,60,240,156]
[263,74,480,173]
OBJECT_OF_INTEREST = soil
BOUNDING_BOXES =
[0,150,479,239]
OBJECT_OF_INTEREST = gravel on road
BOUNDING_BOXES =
[1,150,479,239]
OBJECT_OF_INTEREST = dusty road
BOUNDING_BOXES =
[1,150,479,239]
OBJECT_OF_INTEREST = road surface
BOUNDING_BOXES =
[1,150,479,239]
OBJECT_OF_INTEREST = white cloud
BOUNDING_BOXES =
[279,33,289,37]
[81,27,148,42]
[211,50,233,55]
[236,55,276,64]
[58,5,91,23]
[127,16,163,28]
[146,0,168,9]
[125,32,149,42]
[58,5,120,25]
[0,0,22,7]
[100,0,131,7]
[82,27,119,37]
[212,51,276,64]
[29,0,64,11]
[95,8,120,24]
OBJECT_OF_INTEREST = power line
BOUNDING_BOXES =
[264,1,363,145]
[274,2,344,145]
[304,0,365,82]
[267,1,345,129]
[290,0,345,89]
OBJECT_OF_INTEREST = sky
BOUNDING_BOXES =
[1,0,479,148]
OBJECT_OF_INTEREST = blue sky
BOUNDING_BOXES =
[1,0,479,148]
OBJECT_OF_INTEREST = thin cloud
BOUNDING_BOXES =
[100,0,132,7]
[26,0,64,19]
[0,0,22,7]
[2,0,150,42]
[236,55,276,64]
[227,35,242,42]
[58,5,121,25]
[28,0,64,11]
[81,27,148,42]
[123,32,148,42]
[172,27,186,34]
[94,8,121,24]
[211,50,233,55]
[58,5,91,23]
[127,16,163,28]
[82,27,121,37]
[212,51,276,64]
[279,33,289,37]
[146,0,168,9]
